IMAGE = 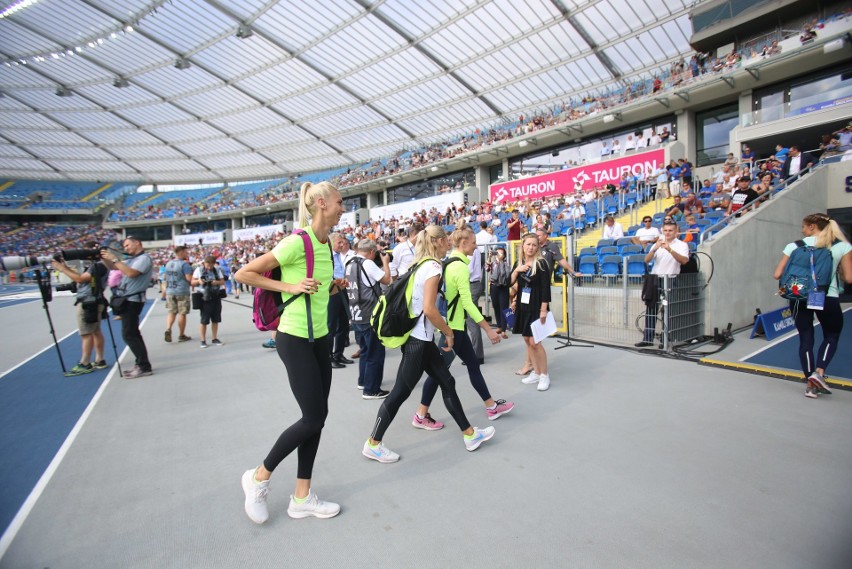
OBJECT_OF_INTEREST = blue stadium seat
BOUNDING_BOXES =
[597,246,617,263]
[596,239,614,251]
[599,255,621,275]
[621,244,642,256]
[578,257,597,275]
[615,237,633,254]
[625,254,646,275]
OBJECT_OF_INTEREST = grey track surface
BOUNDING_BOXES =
[2,297,852,569]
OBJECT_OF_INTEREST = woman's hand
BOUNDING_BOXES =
[515,263,530,274]
[289,278,322,295]
[540,310,548,325]
[442,331,454,352]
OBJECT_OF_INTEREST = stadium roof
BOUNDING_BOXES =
[0,0,698,184]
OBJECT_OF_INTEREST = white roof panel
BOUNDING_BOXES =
[0,0,704,183]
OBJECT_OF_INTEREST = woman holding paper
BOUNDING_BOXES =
[510,233,552,391]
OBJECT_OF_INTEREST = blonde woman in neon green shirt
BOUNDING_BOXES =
[414,226,512,430]
[236,181,348,524]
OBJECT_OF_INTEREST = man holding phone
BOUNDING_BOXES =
[636,221,689,348]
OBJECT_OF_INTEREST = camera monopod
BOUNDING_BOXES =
[102,307,123,377]
[35,265,68,374]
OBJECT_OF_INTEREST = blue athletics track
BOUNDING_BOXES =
[0,285,154,541]
[743,306,852,383]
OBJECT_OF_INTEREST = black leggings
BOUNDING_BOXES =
[371,337,471,442]
[263,333,332,480]
[421,327,491,407]
[490,284,510,330]
[791,298,844,377]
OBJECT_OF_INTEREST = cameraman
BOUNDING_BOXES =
[51,242,108,376]
[191,255,225,348]
[102,236,154,378]
[345,239,391,398]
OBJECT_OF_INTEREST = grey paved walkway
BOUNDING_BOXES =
[2,297,851,569]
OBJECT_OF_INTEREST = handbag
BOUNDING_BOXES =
[502,307,515,329]
[191,291,203,310]
[217,288,227,299]
[109,295,127,316]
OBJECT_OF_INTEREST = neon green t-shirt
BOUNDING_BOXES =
[271,227,333,338]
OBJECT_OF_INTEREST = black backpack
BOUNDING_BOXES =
[371,258,434,349]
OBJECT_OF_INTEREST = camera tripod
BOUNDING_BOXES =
[36,264,123,377]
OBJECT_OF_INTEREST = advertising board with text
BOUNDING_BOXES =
[489,148,665,203]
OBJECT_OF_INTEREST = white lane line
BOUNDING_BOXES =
[0,302,158,561]
[0,330,79,380]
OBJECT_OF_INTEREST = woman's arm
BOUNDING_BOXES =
[422,275,453,348]
[772,254,789,280]
[841,250,852,284]
[235,252,318,296]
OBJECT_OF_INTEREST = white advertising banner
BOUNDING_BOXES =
[232,224,284,242]
[370,191,465,220]
[174,231,224,246]
[336,212,357,229]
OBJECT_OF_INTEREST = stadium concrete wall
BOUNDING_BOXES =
[699,160,852,332]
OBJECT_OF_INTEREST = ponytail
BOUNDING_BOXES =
[804,213,850,248]
[414,225,447,263]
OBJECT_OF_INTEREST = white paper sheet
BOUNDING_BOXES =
[530,312,557,344]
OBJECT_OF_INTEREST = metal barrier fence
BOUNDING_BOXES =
[479,235,704,349]
[565,269,704,349]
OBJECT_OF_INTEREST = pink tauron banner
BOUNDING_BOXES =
[488,148,665,203]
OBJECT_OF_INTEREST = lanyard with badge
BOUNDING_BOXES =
[520,267,532,305]
[806,251,825,310]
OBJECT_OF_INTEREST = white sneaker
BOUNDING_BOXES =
[521,372,540,385]
[808,371,831,394]
[241,468,270,524]
[287,491,340,519]
[464,426,495,451]
[362,440,400,463]
[537,374,550,391]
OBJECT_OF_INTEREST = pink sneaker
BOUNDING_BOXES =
[487,399,514,421]
[412,413,444,430]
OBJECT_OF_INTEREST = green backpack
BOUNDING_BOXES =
[370,258,435,348]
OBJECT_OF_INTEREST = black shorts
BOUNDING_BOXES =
[199,298,222,325]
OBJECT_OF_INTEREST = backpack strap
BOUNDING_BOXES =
[276,229,317,342]
[441,257,464,322]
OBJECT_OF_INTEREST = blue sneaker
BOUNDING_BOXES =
[262,339,276,349]
[362,440,399,463]
[464,426,495,451]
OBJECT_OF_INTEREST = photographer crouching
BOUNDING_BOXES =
[51,242,109,376]
[191,256,226,348]
[101,236,154,378]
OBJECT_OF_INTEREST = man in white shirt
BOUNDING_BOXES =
[602,216,625,240]
[636,221,690,347]
[389,221,423,279]
[475,221,497,252]
[569,199,585,221]
[631,216,661,246]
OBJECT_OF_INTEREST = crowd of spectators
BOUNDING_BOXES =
[0,223,116,259]
[99,10,852,225]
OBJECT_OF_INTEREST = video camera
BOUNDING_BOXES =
[53,248,107,263]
